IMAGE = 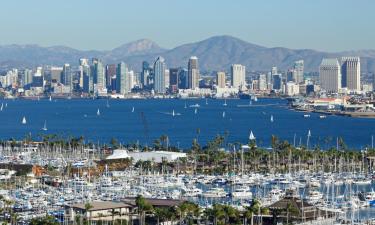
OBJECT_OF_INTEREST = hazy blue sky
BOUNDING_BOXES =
[0,0,374,51]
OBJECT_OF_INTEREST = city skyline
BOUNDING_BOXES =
[0,0,374,51]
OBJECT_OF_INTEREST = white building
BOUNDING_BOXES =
[285,81,300,96]
[106,149,186,163]
[319,58,341,93]
[231,64,246,89]
[341,57,360,92]
[258,74,267,90]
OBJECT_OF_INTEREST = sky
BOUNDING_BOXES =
[0,0,374,52]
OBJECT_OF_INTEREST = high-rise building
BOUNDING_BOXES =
[106,64,117,90]
[216,72,226,88]
[82,65,92,93]
[79,58,89,89]
[231,64,246,89]
[23,69,33,86]
[178,68,188,89]
[141,61,151,88]
[92,58,105,91]
[165,69,170,90]
[169,68,179,92]
[271,66,278,75]
[258,74,267,90]
[293,60,304,84]
[153,56,167,93]
[319,58,341,93]
[116,62,129,95]
[188,56,199,89]
[61,64,71,87]
[272,74,282,90]
[341,57,360,91]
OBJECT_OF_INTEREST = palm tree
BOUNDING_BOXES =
[135,195,153,225]
[84,202,93,225]
[245,199,260,225]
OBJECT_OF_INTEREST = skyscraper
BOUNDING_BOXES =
[92,58,105,91]
[258,74,267,90]
[188,56,199,89]
[341,57,360,91]
[116,62,129,95]
[293,60,304,84]
[231,64,246,89]
[141,61,151,88]
[61,64,71,88]
[319,58,341,93]
[169,68,179,93]
[216,72,226,88]
[153,56,167,93]
[106,64,117,90]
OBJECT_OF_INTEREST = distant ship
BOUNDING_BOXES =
[270,115,274,123]
[132,107,135,113]
[222,111,226,118]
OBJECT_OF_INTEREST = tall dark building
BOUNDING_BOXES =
[106,64,117,90]
[141,61,151,88]
[169,68,179,93]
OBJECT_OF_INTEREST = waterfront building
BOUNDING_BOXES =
[61,64,71,90]
[82,65,92,93]
[216,72,226,88]
[188,56,199,89]
[293,60,304,83]
[169,68,179,93]
[23,69,33,86]
[258,74,267,90]
[341,57,360,91]
[106,64,117,90]
[153,56,167,93]
[116,62,129,95]
[285,81,300,96]
[50,67,63,84]
[141,61,151,88]
[92,58,105,92]
[272,74,282,90]
[319,58,341,93]
[178,68,188,89]
[231,64,246,89]
[165,69,170,90]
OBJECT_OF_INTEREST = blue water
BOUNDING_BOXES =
[0,98,374,149]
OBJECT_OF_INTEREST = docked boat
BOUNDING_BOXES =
[231,186,253,199]
[201,187,227,198]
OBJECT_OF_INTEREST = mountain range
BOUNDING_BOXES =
[0,35,374,73]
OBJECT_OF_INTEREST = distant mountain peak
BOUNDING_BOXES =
[111,39,166,57]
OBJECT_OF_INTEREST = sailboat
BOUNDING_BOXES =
[222,111,226,118]
[22,116,27,125]
[5,103,7,108]
[249,131,256,140]
[223,99,227,106]
[106,99,110,108]
[206,98,208,105]
[184,102,187,109]
[194,108,198,114]
[0,103,3,111]
[42,120,48,131]
[49,96,52,102]
[97,108,100,116]
[131,107,135,113]
[270,115,274,122]
[172,110,175,117]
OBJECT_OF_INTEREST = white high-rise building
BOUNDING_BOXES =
[231,64,246,89]
[319,58,341,93]
[116,62,129,95]
[258,74,267,90]
[153,56,167,93]
[188,56,199,89]
[216,72,226,88]
[341,57,360,91]
[293,60,304,83]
